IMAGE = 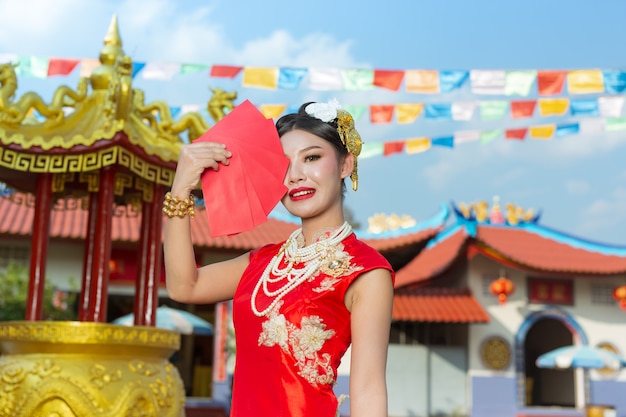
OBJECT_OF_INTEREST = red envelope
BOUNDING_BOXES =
[195,100,289,237]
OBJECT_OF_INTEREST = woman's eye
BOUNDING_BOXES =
[304,154,321,162]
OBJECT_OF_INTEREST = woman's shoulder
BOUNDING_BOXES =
[345,234,393,271]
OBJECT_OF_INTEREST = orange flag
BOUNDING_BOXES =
[373,69,404,91]
[405,70,439,93]
[537,70,566,95]
[505,128,527,140]
[370,105,395,124]
[210,65,243,78]
[383,141,405,156]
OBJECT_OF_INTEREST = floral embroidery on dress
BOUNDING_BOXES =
[258,303,336,387]
[311,242,363,293]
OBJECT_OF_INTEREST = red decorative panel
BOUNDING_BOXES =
[528,278,573,305]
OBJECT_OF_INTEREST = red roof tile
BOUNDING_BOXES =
[0,196,434,252]
[394,227,468,288]
[477,226,626,275]
[393,287,490,323]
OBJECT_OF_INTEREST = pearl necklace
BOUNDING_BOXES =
[251,221,353,317]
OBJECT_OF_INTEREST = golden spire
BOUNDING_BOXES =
[104,14,122,47]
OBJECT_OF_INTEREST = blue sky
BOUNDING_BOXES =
[1,0,625,245]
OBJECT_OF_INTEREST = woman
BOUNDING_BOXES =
[164,100,395,417]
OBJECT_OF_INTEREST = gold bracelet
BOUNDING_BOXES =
[162,192,196,218]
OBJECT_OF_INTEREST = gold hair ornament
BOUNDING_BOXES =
[305,100,363,191]
[162,192,196,218]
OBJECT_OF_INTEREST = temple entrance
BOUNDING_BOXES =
[524,317,575,407]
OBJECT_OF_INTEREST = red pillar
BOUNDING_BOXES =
[133,183,164,326]
[26,173,53,321]
[85,166,115,322]
[78,192,98,321]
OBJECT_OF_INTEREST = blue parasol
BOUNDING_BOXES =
[536,345,626,370]
[112,305,213,335]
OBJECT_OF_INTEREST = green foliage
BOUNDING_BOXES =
[0,262,78,321]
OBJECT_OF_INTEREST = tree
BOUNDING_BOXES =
[0,262,78,321]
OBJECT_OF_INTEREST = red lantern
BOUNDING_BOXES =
[490,277,515,304]
[614,285,626,310]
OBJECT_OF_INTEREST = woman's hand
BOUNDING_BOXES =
[170,142,232,198]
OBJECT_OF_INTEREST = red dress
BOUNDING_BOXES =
[231,233,394,417]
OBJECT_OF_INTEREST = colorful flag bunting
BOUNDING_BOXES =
[605,117,626,131]
[210,65,243,78]
[567,69,604,94]
[79,58,100,77]
[505,70,537,96]
[505,128,527,140]
[405,70,439,94]
[260,104,287,119]
[278,68,307,90]
[555,123,579,137]
[383,141,405,156]
[16,56,49,78]
[480,129,502,144]
[425,103,452,120]
[47,58,79,76]
[344,105,368,121]
[480,101,508,121]
[470,70,506,95]
[570,98,599,116]
[373,69,404,91]
[242,67,278,89]
[180,63,210,75]
[529,125,555,139]
[431,136,454,148]
[537,70,566,95]
[579,118,605,135]
[510,100,537,118]
[360,142,384,159]
[602,70,626,94]
[405,138,431,154]
[132,62,146,78]
[538,98,569,116]
[598,96,624,117]
[396,103,424,124]
[308,67,342,90]
[341,69,374,91]
[141,62,181,80]
[452,101,478,121]
[439,70,469,93]
[370,105,395,124]
[454,130,480,144]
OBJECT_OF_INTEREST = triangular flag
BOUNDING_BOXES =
[537,70,566,95]
[180,63,210,75]
[405,138,431,154]
[370,105,394,124]
[537,98,569,116]
[242,67,278,89]
[132,62,146,78]
[396,103,424,124]
[505,128,527,140]
[510,100,537,118]
[505,70,537,96]
[529,125,555,139]
[341,69,374,91]
[431,136,454,148]
[47,58,79,76]
[405,69,440,93]
[373,69,404,91]
[210,65,243,78]
[470,70,505,95]
[16,56,48,78]
[308,67,342,90]
[260,104,287,119]
[278,68,307,90]
[567,69,604,94]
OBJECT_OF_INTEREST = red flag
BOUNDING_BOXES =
[383,141,405,156]
[373,69,404,91]
[47,58,80,76]
[505,128,527,140]
[210,65,243,78]
[510,100,537,118]
[370,105,395,124]
[537,70,566,96]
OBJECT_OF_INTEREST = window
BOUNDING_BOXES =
[0,243,29,269]
[590,283,617,305]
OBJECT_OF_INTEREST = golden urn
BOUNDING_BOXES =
[0,321,185,417]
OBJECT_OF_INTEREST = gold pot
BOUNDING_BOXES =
[0,321,185,417]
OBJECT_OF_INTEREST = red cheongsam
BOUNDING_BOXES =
[230,233,394,417]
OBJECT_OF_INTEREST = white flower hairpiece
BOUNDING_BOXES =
[305,99,342,122]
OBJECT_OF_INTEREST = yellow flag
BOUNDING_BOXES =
[529,125,555,139]
[405,70,439,93]
[396,103,424,123]
[242,67,278,89]
[405,137,431,154]
[260,104,287,119]
[538,98,569,116]
[567,70,604,94]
